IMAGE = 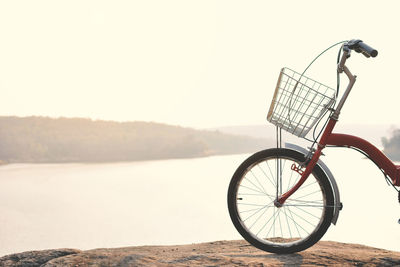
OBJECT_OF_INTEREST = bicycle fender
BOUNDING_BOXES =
[285,143,341,225]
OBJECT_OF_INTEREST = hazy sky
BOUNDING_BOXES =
[0,1,399,128]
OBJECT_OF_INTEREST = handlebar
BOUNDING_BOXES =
[344,39,378,58]
[338,39,378,72]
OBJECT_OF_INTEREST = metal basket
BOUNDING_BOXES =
[267,68,336,138]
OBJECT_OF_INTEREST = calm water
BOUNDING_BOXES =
[0,149,399,256]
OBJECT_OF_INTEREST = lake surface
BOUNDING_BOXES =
[0,149,399,256]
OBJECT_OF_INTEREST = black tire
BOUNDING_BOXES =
[228,148,334,254]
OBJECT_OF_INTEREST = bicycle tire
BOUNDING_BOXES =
[228,148,334,254]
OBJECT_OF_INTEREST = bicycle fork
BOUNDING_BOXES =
[276,119,337,206]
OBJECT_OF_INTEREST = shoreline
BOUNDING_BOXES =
[0,152,252,167]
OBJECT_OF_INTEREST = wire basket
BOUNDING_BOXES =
[267,68,336,138]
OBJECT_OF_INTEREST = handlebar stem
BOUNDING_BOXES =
[338,49,350,73]
[332,63,356,120]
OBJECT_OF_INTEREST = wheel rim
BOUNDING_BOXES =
[234,155,327,248]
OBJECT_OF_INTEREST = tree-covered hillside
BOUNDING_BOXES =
[382,129,400,161]
[0,116,272,163]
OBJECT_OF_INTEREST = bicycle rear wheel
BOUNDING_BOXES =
[228,148,334,254]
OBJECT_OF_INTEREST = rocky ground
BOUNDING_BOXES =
[1,240,400,266]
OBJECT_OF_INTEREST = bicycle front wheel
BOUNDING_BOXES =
[228,148,334,254]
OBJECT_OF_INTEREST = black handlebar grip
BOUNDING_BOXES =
[358,41,378,58]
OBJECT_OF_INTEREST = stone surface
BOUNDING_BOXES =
[1,240,400,266]
[0,249,80,267]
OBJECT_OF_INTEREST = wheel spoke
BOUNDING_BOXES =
[284,204,324,208]
[244,177,266,195]
[286,206,302,237]
[273,207,276,237]
[238,203,271,207]
[242,203,271,222]
[257,164,276,188]
[249,204,272,231]
[265,208,281,238]
[238,184,266,195]
[240,206,270,214]
[249,170,267,194]
[296,180,318,192]
[280,158,287,195]
[238,193,271,196]
[293,189,322,200]
[265,161,276,186]
[291,205,323,221]
[285,198,326,208]
[278,207,283,237]
[283,206,292,239]
[286,199,324,204]
[288,207,318,229]
[285,206,310,236]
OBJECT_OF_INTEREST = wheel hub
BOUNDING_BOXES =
[274,198,283,208]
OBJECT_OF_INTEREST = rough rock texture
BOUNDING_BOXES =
[0,249,80,267]
[1,240,400,267]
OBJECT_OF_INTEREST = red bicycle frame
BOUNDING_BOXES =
[278,49,400,205]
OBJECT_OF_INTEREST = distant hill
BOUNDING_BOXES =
[210,124,306,146]
[213,123,397,148]
[0,116,271,163]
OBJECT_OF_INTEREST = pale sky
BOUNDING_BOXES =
[0,0,399,128]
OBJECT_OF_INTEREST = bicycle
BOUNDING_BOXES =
[227,39,399,254]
